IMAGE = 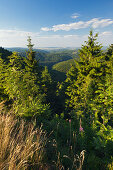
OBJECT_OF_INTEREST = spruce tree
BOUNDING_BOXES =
[26,36,35,61]
[106,44,113,57]
[65,30,103,118]
[0,39,51,118]
[94,47,113,126]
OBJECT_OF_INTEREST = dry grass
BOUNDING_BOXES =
[0,113,47,170]
[0,105,86,170]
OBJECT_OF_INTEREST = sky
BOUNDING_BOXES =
[0,0,113,48]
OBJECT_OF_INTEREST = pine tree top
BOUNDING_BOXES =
[26,36,35,62]
[27,36,34,51]
[79,30,102,61]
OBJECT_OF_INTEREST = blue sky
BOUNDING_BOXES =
[0,0,113,47]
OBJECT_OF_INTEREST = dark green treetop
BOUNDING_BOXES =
[65,30,103,116]
[26,36,35,62]
[65,31,113,127]
[0,38,51,118]
[106,44,113,57]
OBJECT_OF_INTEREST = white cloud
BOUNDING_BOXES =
[71,15,78,19]
[98,31,113,46]
[71,13,79,19]
[0,29,38,37]
[41,18,113,32]
[92,19,113,28]
[0,29,113,48]
[99,31,112,36]
[35,34,83,47]
[41,27,51,31]
[36,33,113,47]
[0,29,39,47]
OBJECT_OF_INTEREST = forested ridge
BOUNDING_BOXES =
[0,31,113,169]
[6,47,77,69]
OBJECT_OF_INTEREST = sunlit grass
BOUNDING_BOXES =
[0,113,47,170]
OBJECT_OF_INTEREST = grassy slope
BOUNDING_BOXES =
[52,59,75,73]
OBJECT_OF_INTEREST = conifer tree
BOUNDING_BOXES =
[65,30,103,118]
[106,44,113,57]
[26,36,35,61]
[0,56,6,102]
[66,31,113,127]
[0,39,51,118]
[94,47,113,126]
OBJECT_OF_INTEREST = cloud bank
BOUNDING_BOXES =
[41,18,113,32]
[0,29,39,47]
[0,29,112,48]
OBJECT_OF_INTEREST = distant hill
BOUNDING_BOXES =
[52,59,75,73]
[6,47,48,53]
[39,50,76,68]
[51,59,76,82]
[5,47,79,69]
[38,47,80,52]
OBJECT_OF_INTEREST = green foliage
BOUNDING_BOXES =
[52,59,75,74]
[41,66,52,85]
[0,48,12,101]
[51,59,75,82]
[41,66,56,110]
[8,47,78,69]
[0,57,7,102]
[26,36,35,61]
[4,53,49,117]
[0,33,113,169]
[65,31,113,168]
[66,31,104,116]
[106,44,113,56]
[0,47,12,61]
[0,39,51,118]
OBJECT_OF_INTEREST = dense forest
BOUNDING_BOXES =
[0,31,113,170]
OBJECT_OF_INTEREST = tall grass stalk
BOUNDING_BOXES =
[0,113,47,170]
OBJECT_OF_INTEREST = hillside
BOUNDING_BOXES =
[50,59,75,81]
[5,47,79,68]
[52,59,75,73]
